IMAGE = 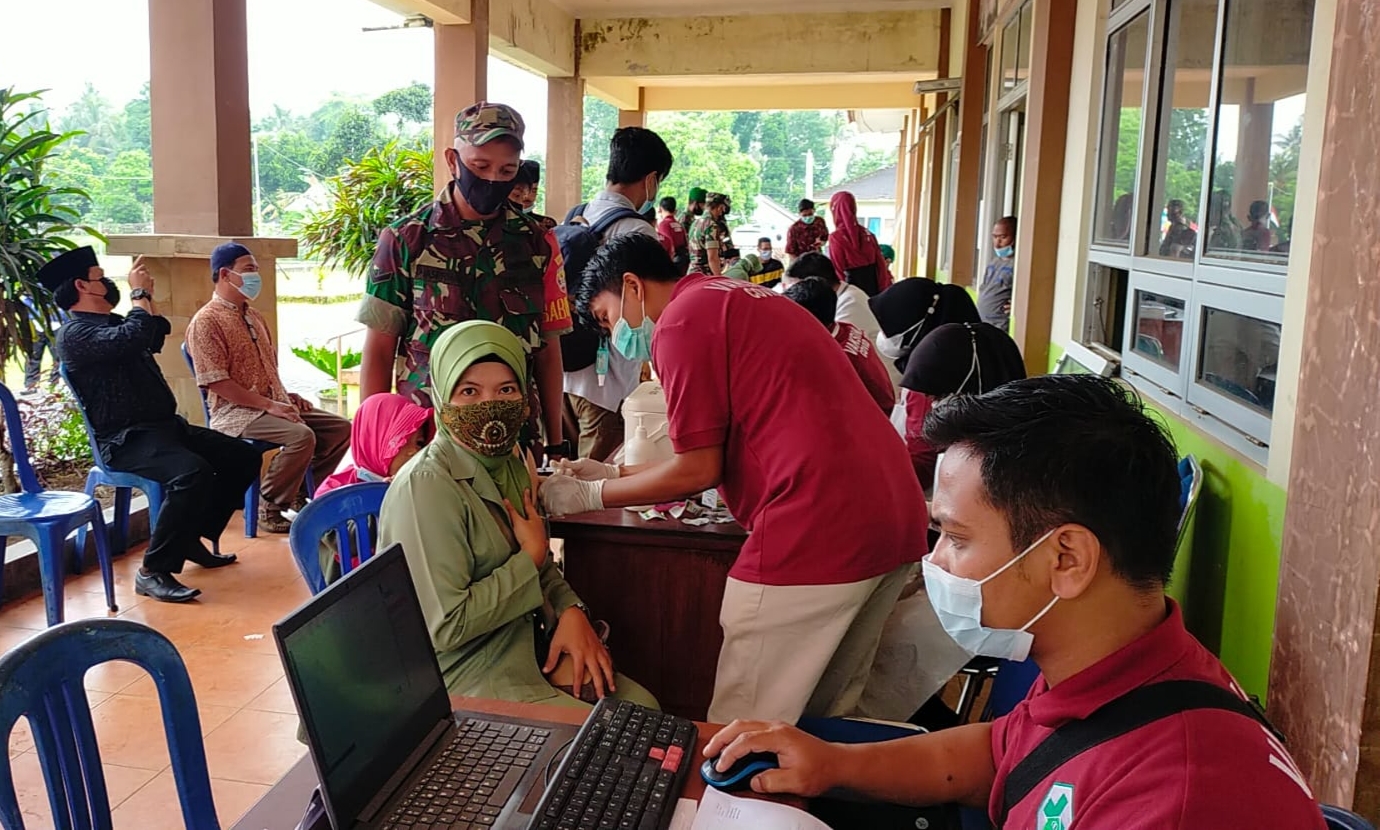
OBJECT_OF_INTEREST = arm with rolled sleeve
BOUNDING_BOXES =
[380,470,544,653]
[357,224,413,397]
[58,309,171,369]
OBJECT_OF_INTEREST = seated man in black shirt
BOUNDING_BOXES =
[43,247,262,603]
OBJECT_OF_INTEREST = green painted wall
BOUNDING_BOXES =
[1043,344,1283,699]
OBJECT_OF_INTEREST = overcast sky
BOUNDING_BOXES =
[0,0,552,154]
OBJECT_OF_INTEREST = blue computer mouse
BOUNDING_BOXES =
[700,752,780,792]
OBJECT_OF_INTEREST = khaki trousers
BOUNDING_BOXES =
[564,393,625,463]
[707,563,911,724]
[241,408,352,508]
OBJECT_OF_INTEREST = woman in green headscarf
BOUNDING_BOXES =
[377,320,657,708]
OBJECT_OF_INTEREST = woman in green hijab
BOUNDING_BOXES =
[378,320,656,708]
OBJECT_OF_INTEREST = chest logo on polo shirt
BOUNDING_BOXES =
[1038,782,1074,830]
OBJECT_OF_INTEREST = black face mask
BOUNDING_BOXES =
[82,277,120,307]
[692,205,705,217]
[455,162,517,216]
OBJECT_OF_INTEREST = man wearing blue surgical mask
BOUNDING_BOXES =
[978,216,1017,331]
[186,242,352,533]
[704,375,1328,830]
[578,126,674,243]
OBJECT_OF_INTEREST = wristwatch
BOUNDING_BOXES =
[544,440,574,459]
[129,288,151,301]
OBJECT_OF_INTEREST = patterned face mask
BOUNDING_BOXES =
[440,399,529,457]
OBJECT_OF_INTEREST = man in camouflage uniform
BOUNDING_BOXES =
[357,102,572,456]
[679,186,707,235]
[688,192,736,276]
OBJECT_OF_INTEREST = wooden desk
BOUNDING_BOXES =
[230,697,795,830]
[551,510,747,720]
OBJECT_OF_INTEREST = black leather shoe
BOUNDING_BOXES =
[186,543,238,569]
[135,571,202,603]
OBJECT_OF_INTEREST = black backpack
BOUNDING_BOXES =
[554,205,650,372]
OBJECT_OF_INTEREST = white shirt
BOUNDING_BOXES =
[835,283,903,391]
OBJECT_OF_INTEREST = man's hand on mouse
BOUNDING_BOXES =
[703,720,842,797]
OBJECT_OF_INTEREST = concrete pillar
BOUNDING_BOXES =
[147,0,252,236]
[1271,0,1380,817]
[951,0,988,287]
[433,3,490,188]
[893,118,913,274]
[546,77,586,218]
[140,0,295,418]
[904,109,926,277]
[1233,93,1276,225]
[1010,0,1075,375]
[618,109,646,129]
[922,8,953,281]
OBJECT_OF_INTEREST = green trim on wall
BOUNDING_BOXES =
[1044,344,1282,699]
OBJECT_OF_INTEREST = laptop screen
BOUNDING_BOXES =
[274,545,451,826]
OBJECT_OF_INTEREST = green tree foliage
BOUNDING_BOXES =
[298,140,433,277]
[374,82,432,132]
[645,112,759,223]
[118,83,152,153]
[581,97,618,199]
[1269,121,1302,241]
[316,106,386,176]
[752,111,843,205]
[846,145,898,183]
[257,130,320,196]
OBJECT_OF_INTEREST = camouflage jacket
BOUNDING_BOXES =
[357,181,572,407]
[688,214,732,274]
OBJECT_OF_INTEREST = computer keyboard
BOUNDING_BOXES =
[383,718,553,829]
[531,698,698,830]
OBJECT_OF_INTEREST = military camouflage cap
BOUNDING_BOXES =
[454,102,525,148]
[707,192,731,207]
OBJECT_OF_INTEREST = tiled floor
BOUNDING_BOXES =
[0,517,311,830]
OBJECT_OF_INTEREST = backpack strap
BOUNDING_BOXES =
[996,679,1280,826]
[587,207,651,238]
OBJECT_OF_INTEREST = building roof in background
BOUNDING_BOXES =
[817,164,898,201]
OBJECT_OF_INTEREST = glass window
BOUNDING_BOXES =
[1112,0,1135,8]
[1132,290,1185,369]
[1204,0,1315,262]
[1198,306,1281,414]
[1092,14,1149,246]
[1017,4,1033,86]
[1084,263,1129,350]
[1148,0,1217,261]
[1001,13,1021,92]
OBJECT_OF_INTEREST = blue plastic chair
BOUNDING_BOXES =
[59,365,169,573]
[1323,804,1376,830]
[0,618,218,829]
[287,482,388,594]
[0,383,117,627]
[180,343,315,538]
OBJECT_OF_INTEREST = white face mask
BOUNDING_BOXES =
[922,528,1059,661]
[876,317,924,361]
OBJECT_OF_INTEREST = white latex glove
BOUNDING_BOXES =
[553,458,621,481]
[539,474,606,516]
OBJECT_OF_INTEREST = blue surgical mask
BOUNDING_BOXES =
[611,286,654,362]
[235,271,263,301]
[802,215,816,225]
[922,528,1059,661]
[995,245,1014,258]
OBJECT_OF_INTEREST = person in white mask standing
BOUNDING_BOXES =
[704,375,1329,830]
[186,242,352,532]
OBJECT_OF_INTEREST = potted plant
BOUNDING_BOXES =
[291,344,362,416]
[0,87,100,492]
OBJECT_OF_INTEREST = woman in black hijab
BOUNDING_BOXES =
[867,278,981,375]
[901,322,1026,489]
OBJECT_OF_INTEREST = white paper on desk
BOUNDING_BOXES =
[669,798,698,830]
[691,788,829,830]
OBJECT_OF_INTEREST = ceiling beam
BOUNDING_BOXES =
[489,0,577,77]
[585,77,643,110]
[637,81,922,111]
[370,0,472,25]
[579,10,943,78]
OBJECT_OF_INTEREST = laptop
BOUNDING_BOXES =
[273,543,579,829]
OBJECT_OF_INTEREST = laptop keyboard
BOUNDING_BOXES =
[382,718,552,829]
[530,699,698,830]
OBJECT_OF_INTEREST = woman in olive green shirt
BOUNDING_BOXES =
[378,320,656,708]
